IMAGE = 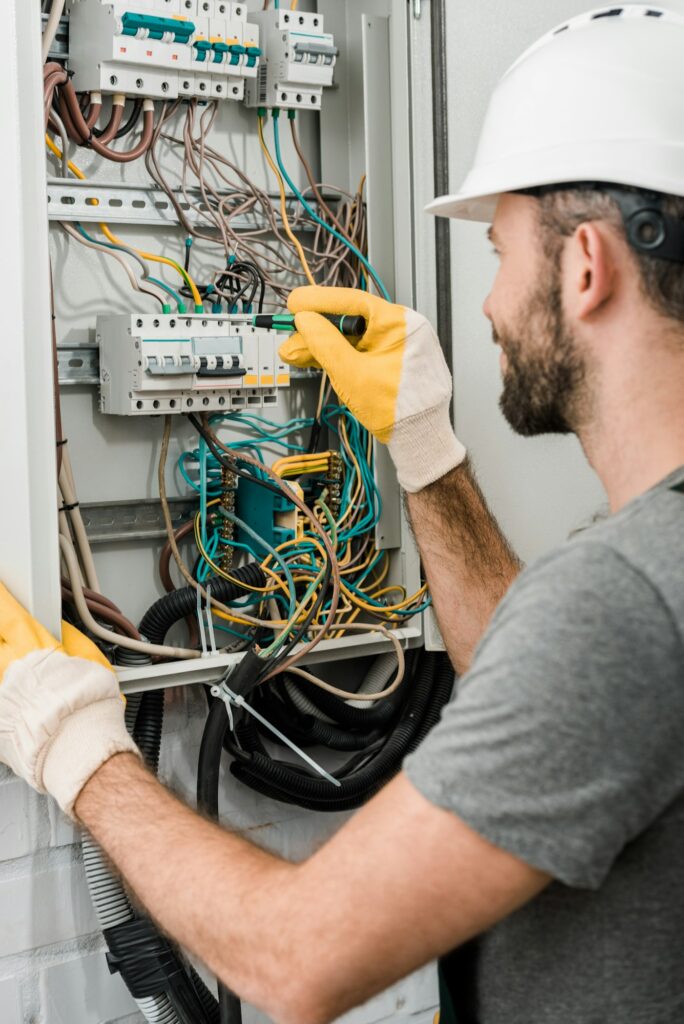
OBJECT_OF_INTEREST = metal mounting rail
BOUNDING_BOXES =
[77,497,198,544]
[47,178,338,230]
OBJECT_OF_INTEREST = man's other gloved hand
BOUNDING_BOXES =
[0,583,139,817]
[279,286,466,492]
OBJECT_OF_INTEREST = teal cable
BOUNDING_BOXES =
[271,113,391,301]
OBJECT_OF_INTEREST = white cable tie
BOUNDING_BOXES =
[205,582,218,655]
[196,585,208,656]
[211,682,341,787]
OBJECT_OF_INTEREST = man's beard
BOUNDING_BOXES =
[496,275,588,437]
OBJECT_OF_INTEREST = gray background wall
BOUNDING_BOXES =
[1,1,667,1021]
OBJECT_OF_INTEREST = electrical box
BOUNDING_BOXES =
[66,0,260,100]
[244,8,337,111]
[98,313,290,415]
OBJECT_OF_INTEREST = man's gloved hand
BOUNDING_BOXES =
[280,286,466,492]
[0,583,139,817]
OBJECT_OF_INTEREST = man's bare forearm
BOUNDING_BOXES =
[75,752,304,1023]
[407,459,522,673]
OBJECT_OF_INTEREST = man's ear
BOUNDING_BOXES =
[565,222,616,321]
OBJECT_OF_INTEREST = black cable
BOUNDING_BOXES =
[228,651,455,812]
[188,415,286,498]
[138,563,267,645]
[87,98,143,140]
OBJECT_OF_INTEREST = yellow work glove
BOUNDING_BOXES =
[281,287,466,492]
[0,583,139,817]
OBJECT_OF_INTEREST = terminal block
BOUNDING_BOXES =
[67,0,260,101]
[244,8,338,111]
[98,313,290,416]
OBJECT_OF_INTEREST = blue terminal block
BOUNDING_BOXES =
[121,11,195,44]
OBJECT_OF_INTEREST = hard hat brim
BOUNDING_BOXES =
[425,191,500,223]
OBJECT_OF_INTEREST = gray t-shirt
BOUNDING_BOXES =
[404,465,684,1023]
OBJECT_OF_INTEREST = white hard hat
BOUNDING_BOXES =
[427,5,684,223]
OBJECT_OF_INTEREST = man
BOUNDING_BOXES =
[2,7,684,1022]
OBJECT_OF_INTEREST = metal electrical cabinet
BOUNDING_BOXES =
[3,0,442,697]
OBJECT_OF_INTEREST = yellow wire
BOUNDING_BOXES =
[46,134,85,179]
[291,0,299,8]
[100,224,202,308]
[46,135,203,308]
[257,114,315,285]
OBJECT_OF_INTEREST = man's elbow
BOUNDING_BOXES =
[256,966,343,1024]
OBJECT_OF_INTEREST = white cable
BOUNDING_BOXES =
[41,0,66,63]
[59,450,102,593]
[59,534,201,660]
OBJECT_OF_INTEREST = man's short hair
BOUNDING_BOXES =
[532,185,684,325]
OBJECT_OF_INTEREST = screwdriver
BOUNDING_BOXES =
[251,313,367,336]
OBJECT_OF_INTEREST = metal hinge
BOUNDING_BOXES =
[411,0,422,19]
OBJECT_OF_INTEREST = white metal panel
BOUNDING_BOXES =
[443,0,609,563]
[1,1,61,633]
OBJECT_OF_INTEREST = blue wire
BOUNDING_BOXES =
[270,116,392,302]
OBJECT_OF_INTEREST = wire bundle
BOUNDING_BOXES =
[175,408,430,656]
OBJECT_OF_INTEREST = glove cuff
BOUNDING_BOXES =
[388,400,466,493]
[41,699,140,818]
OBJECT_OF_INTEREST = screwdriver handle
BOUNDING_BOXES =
[252,313,367,336]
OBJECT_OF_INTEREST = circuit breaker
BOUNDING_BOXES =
[244,8,337,111]
[67,0,260,101]
[98,313,290,415]
[179,1,261,102]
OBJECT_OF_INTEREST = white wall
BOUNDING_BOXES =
[445,0,616,562]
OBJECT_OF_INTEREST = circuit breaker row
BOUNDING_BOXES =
[66,1,338,108]
[98,314,291,415]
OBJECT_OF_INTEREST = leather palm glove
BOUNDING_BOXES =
[280,287,466,492]
[0,583,139,817]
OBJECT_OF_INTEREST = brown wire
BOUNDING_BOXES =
[61,584,142,640]
[95,101,124,145]
[57,80,155,162]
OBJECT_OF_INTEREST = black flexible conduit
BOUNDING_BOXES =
[197,650,454,815]
[139,564,266,645]
[288,670,406,728]
[230,652,454,811]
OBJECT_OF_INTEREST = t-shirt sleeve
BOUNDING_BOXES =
[403,540,684,889]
